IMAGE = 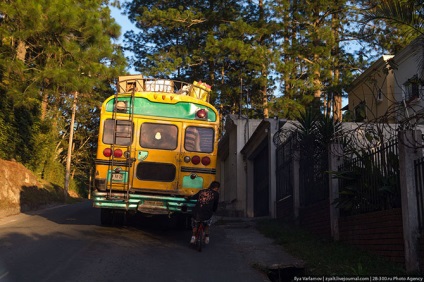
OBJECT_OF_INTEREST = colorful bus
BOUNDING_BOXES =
[92,75,219,225]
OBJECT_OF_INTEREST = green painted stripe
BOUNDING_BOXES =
[105,97,217,122]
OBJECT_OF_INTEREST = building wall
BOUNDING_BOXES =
[392,39,424,119]
[347,36,424,124]
[348,55,395,122]
[235,119,248,215]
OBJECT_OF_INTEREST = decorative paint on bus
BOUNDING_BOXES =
[92,76,219,224]
[104,96,217,122]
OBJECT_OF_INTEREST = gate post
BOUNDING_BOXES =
[398,129,422,273]
[328,143,343,241]
[293,149,300,223]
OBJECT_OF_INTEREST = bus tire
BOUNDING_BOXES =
[113,210,125,226]
[100,208,113,226]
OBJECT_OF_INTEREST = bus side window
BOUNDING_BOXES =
[185,127,214,153]
[103,119,133,146]
[140,123,178,150]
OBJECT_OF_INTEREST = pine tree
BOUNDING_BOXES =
[0,0,127,190]
[269,0,358,121]
[358,0,423,54]
[124,0,278,117]
[357,0,424,83]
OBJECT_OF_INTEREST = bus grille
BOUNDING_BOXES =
[136,162,176,182]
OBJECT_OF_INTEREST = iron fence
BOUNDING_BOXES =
[414,157,424,231]
[337,139,401,216]
[299,138,329,206]
[276,132,329,207]
[276,135,294,201]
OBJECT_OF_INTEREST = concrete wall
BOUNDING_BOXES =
[220,117,279,218]
[218,115,275,217]
[217,115,261,217]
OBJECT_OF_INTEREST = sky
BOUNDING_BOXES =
[110,6,137,73]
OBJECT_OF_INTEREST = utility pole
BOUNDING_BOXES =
[64,91,78,200]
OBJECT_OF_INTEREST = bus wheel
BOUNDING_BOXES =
[125,211,137,226]
[113,210,125,226]
[100,208,113,226]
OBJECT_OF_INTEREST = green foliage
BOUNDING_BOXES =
[331,145,401,215]
[0,117,10,160]
[124,0,278,117]
[0,0,422,196]
[360,0,424,54]
[123,0,381,119]
[0,0,127,193]
[286,108,344,204]
[292,107,343,155]
[20,183,66,210]
[42,158,66,189]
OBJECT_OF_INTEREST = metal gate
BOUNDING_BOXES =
[253,142,269,217]
[275,135,294,218]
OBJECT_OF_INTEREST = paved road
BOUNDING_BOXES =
[0,200,270,282]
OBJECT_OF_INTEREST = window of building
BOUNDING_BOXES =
[377,89,383,102]
[403,75,421,102]
[354,101,366,122]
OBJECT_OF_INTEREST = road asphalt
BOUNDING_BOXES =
[215,215,306,279]
[0,204,306,281]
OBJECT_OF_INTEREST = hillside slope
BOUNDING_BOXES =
[0,159,71,218]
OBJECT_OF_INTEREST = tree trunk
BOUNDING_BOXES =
[16,40,27,61]
[332,4,342,122]
[41,91,48,121]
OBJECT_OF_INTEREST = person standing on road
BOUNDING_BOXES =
[187,181,220,244]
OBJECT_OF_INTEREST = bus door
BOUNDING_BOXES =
[179,125,216,193]
[133,120,182,192]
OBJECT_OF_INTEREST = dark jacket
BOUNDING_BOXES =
[190,188,219,221]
